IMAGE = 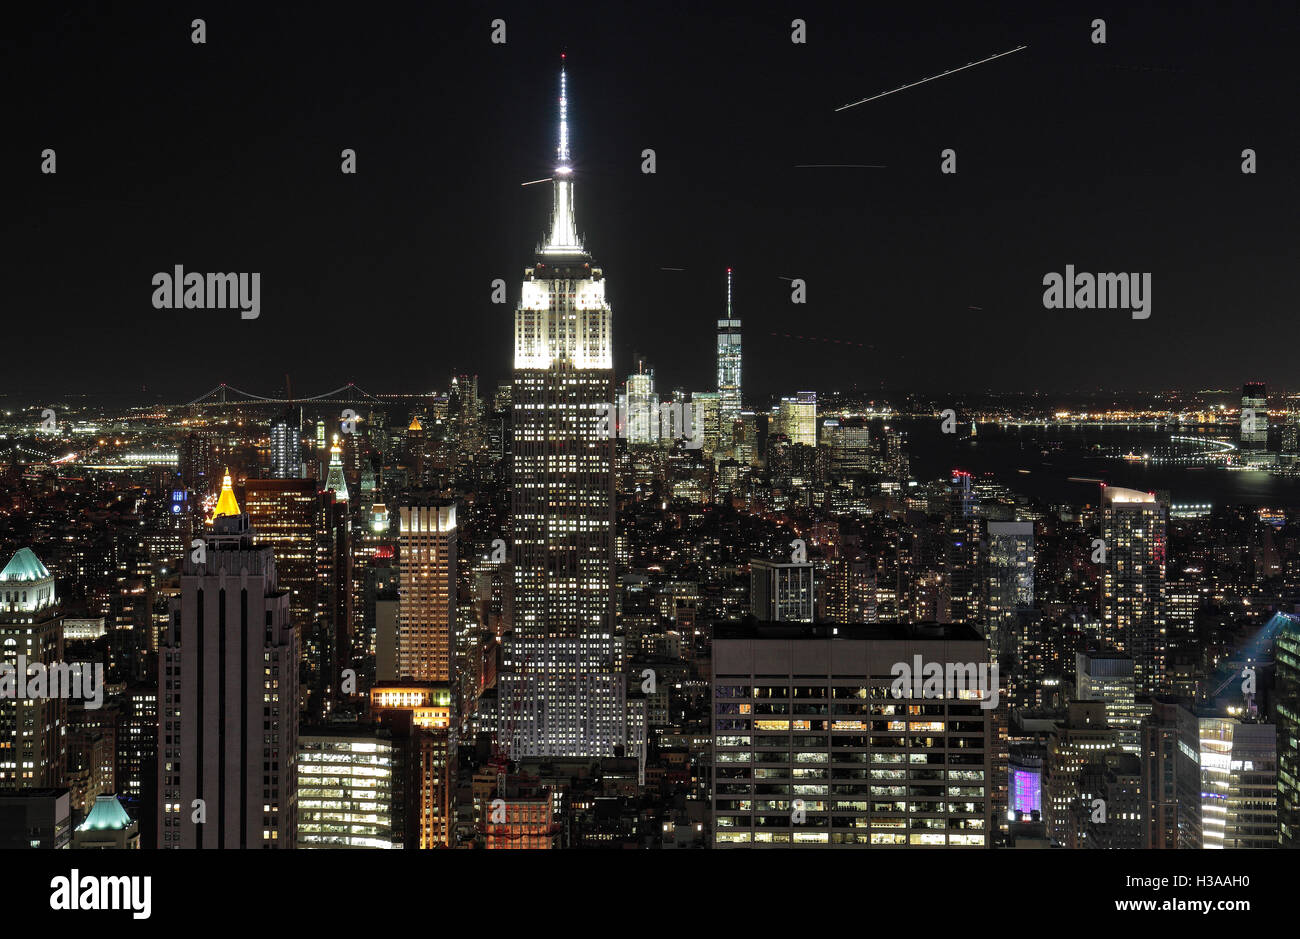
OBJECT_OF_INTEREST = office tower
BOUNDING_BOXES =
[297,727,400,848]
[750,558,815,622]
[1199,717,1277,849]
[1043,701,1116,846]
[0,790,71,848]
[72,794,140,849]
[0,548,67,789]
[776,392,816,447]
[1141,698,1203,849]
[244,477,350,719]
[693,391,721,458]
[370,684,455,848]
[825,419,871,477]
[1241,381,1268,451]
[270,408,302,479]
[158,477,298,848]
[396,498,456,683]
[1076,651,1140,753]
[716,268,742,443]
[946,471,983,627]
[1099,486,1168,695]
[179,431,219,493]
[1275,613,1300,846]
[986,521,1034,657]
[826,556,877,624]
[624,356,659,444]
[712,621,993,847]
[1081,752,1144,849]
[324,435,350,503]
[501,66,628,763]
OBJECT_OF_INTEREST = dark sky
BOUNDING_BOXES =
[4,0,1297,401]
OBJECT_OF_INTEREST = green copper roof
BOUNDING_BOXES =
[77,794,134,831]
[0,547,51,582]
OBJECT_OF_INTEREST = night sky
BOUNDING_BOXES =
[5,0,1297,401]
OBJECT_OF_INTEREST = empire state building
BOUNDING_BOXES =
[500,66,642,767]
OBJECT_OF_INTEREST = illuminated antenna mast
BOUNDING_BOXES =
[726,268,733,317]
[557,56,570,169]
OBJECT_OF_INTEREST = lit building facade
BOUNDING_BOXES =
[297,729,399,848]
[0,548,66,790]
[712,621,993,847]
[396,499,456,683]
[1199,717,1277,849]
[716,268,742,444]
[1100,486,1167,695]
[502,66,628,764]
[158,477,298,848]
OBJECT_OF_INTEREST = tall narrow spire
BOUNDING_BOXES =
[544,58,583,255]
[557,62,570,167]
[726,268,733,317]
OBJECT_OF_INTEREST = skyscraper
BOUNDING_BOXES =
[986,521,1034,658]
[0,548,66,790]
[1099,486,1168,695]
[244,477,350,719]
[396,498,456,683]
[1141,698,1202,849]
[501,64,628,762]
[716,268,742,445]
[270,408,302,479]
[946,471,983,628]
[1277,613,1300,846]
[1241,381,1268,451]
[158,474,298,848]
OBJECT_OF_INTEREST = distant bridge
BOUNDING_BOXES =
[182,382,387,408]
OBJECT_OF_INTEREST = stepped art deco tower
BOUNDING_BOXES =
[501,65,640,767]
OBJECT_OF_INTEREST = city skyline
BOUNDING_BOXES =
[2,0,1299,890]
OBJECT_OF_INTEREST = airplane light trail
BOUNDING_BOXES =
[836,45,1028,112]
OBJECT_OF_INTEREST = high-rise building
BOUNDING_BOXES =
[297,728,400,848]
[716,268,742,444]
[1199,717,1277,849]
[1075,651,1140,752]
[270,408,302,479]
[324,435,350,504]
[1141,698,1202,849]
[712,621,993,847]
[946,471,983,628]
[0,548,66,790]
[370,684,455,848]
[825,419,871,478]
[501,66,628,763]
[1099,486,1168,695]
[1241,381,1268,451]
[1043,701,1116,847]
[396,498,456,683]
[244,477,350,719]
[624,356,659,445]
[158,474,298,848]
[750,558,815,622]
[986,521,1034,658]
[826,556,877,624]
[1276,613,1300,846]
[776,393,816,447]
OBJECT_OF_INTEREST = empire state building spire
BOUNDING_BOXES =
[543,60,583,255]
